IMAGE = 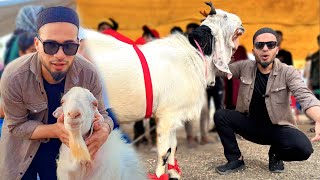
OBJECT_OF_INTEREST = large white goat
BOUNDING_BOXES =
[83,2,244,179]
[53,87,146,180]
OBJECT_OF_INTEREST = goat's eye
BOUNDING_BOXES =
[61,100,64,104]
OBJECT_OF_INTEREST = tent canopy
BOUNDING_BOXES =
[77,0,320,67]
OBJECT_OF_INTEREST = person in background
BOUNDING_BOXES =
[97,18,119,32]
[275,30,293,66]
[170,26,183,34]
[2,5,44,74]
[214,27,318,175]
[17,32,37,56]
[135,25,160,45]
[185,23,200,36]
[307,34,320,99]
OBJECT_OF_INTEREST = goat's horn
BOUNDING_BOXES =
[205,2,216,15]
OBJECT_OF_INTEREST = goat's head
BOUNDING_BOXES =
[54,87,98,134]
[189,2,245,85]
[53,87,98,162]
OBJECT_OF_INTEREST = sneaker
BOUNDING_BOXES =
[269,153,284,173]
[215,159,245,175]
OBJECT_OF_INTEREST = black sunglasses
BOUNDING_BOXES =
[37,35,79,56]
[254,41,277,50]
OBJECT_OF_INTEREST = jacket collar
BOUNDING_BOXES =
[30,52,81,85]
[271,58,281,76]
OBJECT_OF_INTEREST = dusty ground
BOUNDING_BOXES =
[121,115,320,180]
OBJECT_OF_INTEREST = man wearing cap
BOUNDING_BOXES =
[214,27,320,174]
[0,6,113,179]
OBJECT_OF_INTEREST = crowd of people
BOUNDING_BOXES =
[0,4,319,179]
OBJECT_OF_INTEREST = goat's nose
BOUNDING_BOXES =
[67,110,81,119]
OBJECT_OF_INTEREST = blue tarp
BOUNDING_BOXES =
[0,118,3,137]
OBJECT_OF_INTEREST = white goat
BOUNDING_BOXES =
[53,87,146,180]
[83,2,244,179]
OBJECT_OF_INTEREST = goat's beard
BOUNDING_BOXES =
[68,130,91,162]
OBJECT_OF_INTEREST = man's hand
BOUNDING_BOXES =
[54,114,69,146]
[311,121,320,142]
[85,113,111,159]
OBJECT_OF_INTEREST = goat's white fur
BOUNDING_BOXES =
[54,87,146,180]
[82,8,243,179]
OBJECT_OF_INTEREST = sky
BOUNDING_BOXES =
[0,0,35,6]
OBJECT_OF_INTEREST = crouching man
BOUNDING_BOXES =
[0,6,113,179]
[215,27,320,174]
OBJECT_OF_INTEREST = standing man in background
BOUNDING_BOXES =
[275,30,293,66]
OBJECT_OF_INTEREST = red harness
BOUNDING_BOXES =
[102,29,153,118]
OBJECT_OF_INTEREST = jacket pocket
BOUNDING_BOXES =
[26,102,47,120]
[238,76,253,108]
[270,86,287,104]
[240,76,252,85]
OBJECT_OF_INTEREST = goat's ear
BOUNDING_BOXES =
[188,25,213,56]
[53,106,63,118]
[212,27,232,79]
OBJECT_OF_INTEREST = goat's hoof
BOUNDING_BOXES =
[168,169,180,180]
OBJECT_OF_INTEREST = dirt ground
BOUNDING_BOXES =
[121,114,320,180]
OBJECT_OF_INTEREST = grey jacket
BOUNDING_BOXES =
[229,58,320,126]
[0,53,113,180]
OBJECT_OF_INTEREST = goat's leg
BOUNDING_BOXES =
[167,130,181,180]
[155,121,172,178]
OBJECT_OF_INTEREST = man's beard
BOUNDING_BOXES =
[258,60,273,68]
[50,71,67,81]
[42,61,67,82]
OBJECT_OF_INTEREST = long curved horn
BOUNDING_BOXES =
[205,2,216,15]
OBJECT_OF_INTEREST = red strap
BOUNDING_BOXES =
[167,159,182,175]
[102,29,153,118]
[148,173,169,180]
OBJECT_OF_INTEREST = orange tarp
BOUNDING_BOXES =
[76,0,320,68]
